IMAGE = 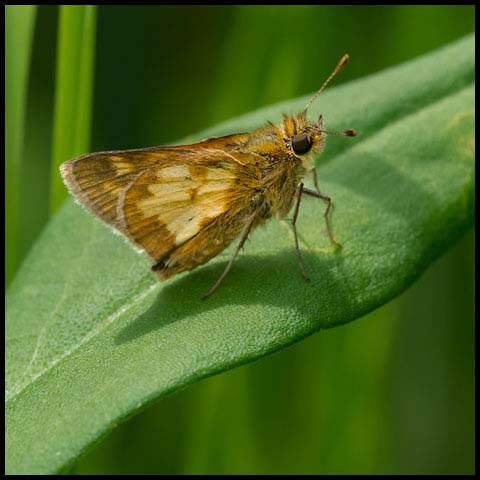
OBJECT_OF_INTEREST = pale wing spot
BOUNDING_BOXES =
[114,163,135,175]
[157,165,190,181]
[158,197,227,245]
[205,169,237,180]
[146,182,192,204]
[107,157,135,176]
[136,163,236,247]
[188,164,238,181]
[141,176,235,215]
[196,179,234,195]
[137,195,185,217]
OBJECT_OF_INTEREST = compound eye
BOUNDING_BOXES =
[291,133,312,154]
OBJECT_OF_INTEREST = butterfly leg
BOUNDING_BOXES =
[291,182,310,281]
[302,169,341,249]
[202,213,257,299]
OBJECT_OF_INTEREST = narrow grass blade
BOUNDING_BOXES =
[5,5,37,286]
[50,5,96,214]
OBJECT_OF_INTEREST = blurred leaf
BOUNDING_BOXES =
[6,35,474,474]
[50,5,96,214]
[5,5,37,286]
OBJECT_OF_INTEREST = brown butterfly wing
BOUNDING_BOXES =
[60,139,253,273]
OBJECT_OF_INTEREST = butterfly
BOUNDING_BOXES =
[60,54,356,298]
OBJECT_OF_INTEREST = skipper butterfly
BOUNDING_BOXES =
[61,54,356,298]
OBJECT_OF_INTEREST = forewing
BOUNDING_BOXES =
[60,144,244,262]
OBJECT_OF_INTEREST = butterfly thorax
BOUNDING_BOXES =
[228,112,326,219]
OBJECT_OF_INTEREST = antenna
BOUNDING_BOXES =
[320,128,357,137]
[304,54,350,113]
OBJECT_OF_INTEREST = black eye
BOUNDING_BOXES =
[291,133,312,154]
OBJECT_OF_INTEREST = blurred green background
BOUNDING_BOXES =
[6,5,474,474]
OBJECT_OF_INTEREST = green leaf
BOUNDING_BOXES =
[6,35,474,474]
[5,5,37,286]
[50,5,97,214]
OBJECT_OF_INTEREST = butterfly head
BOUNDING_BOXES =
[281,111,326,170]
[281,54,357,171]
[282,111,356,172]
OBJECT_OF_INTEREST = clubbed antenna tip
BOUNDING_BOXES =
[304,54,351,113]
